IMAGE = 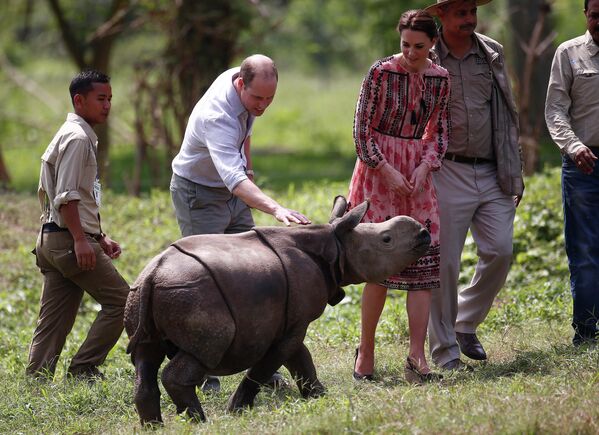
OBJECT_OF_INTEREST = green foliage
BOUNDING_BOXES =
[553,0,588,44]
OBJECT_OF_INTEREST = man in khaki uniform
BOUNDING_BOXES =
[27,70,130,381]
[425,0,524,370]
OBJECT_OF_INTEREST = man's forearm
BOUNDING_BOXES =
[59,201,87,240]
[232,179,280,215]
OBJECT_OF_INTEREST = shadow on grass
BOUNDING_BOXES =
[352,343,597,388]
[473,343,597,381]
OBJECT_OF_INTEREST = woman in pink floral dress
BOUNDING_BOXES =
[349,9,450,384]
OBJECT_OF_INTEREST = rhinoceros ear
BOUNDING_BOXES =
[332,200,369,235]
[329,195,348,223]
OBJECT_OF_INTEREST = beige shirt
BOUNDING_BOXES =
[545,31,599,158]
[438,35,494,159]
[38,113,101,234]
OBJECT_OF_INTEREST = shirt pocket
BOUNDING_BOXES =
[572,69,599,100]
[84,144,97,169]
[470,66,493,102]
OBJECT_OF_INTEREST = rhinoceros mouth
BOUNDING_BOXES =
[413,229,431,253]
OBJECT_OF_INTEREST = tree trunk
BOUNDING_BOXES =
[45,0,130,183]
[507,0,555,175]
[130,0,250,195]
[0,144,10,190]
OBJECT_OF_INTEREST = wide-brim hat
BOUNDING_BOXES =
[425,0,493,17]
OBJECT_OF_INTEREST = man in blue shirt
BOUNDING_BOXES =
[171,54,310,235]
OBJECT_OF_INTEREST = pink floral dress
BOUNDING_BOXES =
[347,55,450,290]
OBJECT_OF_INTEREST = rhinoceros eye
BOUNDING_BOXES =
[382,235,392,243]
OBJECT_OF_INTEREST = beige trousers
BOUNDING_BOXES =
[429,160,516,366]
[27,230,130,377]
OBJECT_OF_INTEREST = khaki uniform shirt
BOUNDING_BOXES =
[438,35,494,159]
[38,113,102,234]
[545,31,599,158]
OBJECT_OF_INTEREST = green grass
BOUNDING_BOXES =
[1,169,598,433]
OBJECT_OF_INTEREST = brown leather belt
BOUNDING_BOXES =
[444,152,495,165]
[42,222,68,233]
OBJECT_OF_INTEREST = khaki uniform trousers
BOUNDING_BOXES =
[429,160,516,366]
[27,230,130,376]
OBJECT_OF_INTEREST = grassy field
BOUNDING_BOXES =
[0,53,595,434]
[1,167,598,433]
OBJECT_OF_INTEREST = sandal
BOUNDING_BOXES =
[404,357,443,385]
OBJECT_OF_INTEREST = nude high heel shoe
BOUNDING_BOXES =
[404,357,443,385]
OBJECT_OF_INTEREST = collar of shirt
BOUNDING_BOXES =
[226,72,251,119]
[66,113,98,146]
[584,31,599,56]
[438,32,480,61]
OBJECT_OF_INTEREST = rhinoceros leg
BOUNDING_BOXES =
[284,343,325,398]
[132,342,166,425]
[227,353,285,412]
[161,350,207,422]
[226,373,262,413]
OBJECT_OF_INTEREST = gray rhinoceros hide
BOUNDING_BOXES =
[124,197,430,424]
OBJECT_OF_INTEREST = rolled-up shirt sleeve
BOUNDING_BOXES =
[545,46,585,158]
[52,138,89,209]
[203,116,248,191]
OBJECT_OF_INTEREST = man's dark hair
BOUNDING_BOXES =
[585,0,589,11]
[397,9,438,40]
[69,70,110,104]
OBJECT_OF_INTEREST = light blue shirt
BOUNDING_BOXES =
[172,67,254,191]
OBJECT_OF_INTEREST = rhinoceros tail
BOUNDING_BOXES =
[126,255,163,355]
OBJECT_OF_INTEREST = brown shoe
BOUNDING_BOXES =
[456,332,487,360]
[440,358,474,372]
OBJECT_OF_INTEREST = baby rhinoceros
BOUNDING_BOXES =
[124,196,430,424]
